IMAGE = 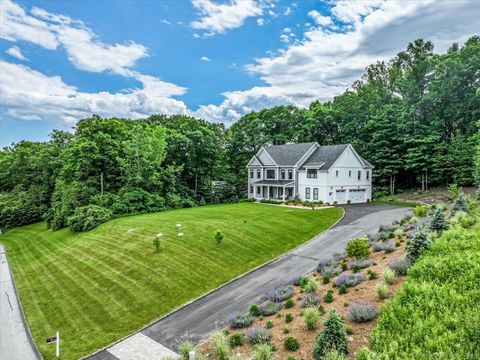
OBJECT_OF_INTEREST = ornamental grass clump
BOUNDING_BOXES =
[346,237,370,259]
[312,310,348,360]
[178,341,194,359]
[382,268,396,285]
[371,241,385,252]
[301,292,321,308]
[349,259,372,272]
[303,277,319,292]
[375,282,389,300]
[450,211,477,229]
[304,307,321,330]
[246,328,272,344]
[268,285,294,302]
[393,228,406,238]
[347,301,378,323]
[387,257,411,276]
[259,300,282,316]
[229,333,244,348]
[252,344,274,360]
[334,273,365,287]
[228,312,254,328]
[212,330,229,360]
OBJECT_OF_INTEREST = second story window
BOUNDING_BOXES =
[307,169,317,178]
[266,169,275,179]
[366,171,370,180]
[357,171,361,180]
[257,170,261,179]
[281,170,286,179]
[336,170,339,177]
[288,170,293,180]
[250,170,254,179]
[348,170,351,178]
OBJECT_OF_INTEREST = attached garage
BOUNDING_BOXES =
[335,189,346,204]
[349,189,366,203]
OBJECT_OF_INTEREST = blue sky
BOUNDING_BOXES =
[1,0,479,147]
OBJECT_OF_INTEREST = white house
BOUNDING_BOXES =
[246,142,374,204]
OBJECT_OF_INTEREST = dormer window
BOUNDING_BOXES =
[307,169,317,179]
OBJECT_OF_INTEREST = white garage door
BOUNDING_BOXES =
[349,189,366,203]
[336,190,346,204]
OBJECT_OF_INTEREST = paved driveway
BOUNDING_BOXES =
[0,244,39,360]
[88,204,411,360]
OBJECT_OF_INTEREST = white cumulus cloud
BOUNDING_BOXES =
[200,56,212,62]
[190,0,263,36]
[5,45,28,60]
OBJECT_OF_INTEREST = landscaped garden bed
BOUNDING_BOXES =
[258,198,344,209]
[196,213,420,359]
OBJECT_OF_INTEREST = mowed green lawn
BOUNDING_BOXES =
[2,203,343,359]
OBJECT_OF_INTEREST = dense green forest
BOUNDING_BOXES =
[1,37,479,231]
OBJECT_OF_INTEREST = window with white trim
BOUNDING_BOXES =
[348,170,351,178]
[266,169,275,179]
[313,188,318,200]
[307,169,317,178]
[336,170,339,177]
[288,170,293,180]
[305,187,311,199]
[257,170,261,178]
[366,171,370,180]
[281,170,286,179]
[357,171,361,180]
[250,170,254,179]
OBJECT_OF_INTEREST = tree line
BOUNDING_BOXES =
[1,37,479,230]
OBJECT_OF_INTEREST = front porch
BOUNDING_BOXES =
[253,180,295,201]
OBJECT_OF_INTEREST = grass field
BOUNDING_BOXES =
[1,203,343,359]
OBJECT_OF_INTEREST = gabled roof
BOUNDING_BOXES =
[302,144,349,170]
[359,155,374,169]
[263,142,316,166]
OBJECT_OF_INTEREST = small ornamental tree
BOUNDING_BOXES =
[406,229,431,263]
[452,193,469,215]
[153,237,161,252]
[215,230,224,247]
[312,310,348,360]
[429,208,449,233]
[199,197,206,206]
[346,237,370,259]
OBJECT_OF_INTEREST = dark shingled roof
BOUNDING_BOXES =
[263,142,316,165]
[302,144,349,170]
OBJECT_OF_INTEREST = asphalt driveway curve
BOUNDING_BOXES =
[86,203,412,360]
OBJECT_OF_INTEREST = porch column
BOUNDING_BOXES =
[283,185,286,201]
[267,185,270,199]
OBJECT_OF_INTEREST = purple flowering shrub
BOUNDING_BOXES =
[347,301,378,323]
[301,292,321,308]
[245,327,272,344]
[349,259,372,272]
[228,312,254,328]
[388,257,411,276]
[259,300,283,316]
[334,272,365,287]
[267,285,294,302]
[319,265,340,277]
